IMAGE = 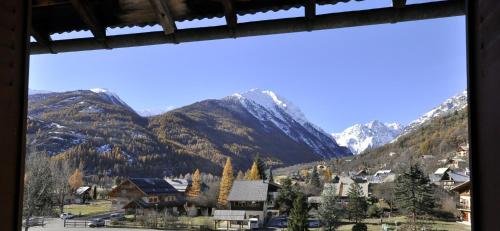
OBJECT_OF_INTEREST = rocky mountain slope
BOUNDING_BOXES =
[332,91,467,154]
[27,89,350,176]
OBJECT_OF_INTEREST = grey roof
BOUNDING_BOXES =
[228,180,269,202]
[129,178,177,195]
[213,210,246,221]
[324,181,370,198]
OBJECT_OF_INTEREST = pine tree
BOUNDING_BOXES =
[93,185,97,200]
[395,164,435,225]
[269,166,274,183]
[347,182,368,223]
[254,154,267,180]
[288,193,308,231]
[218,158,234,207]
[187,169,202,197]
[309,166,321,187]
[319,184,340,231]
[276,178,297,214]
[246,161,261,180]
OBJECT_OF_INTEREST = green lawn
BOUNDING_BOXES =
[63,200,111,217]
[329,217,471,231]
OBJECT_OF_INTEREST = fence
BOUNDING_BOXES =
[63,219,88,228]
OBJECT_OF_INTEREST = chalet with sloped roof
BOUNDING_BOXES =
[108,178,185,216]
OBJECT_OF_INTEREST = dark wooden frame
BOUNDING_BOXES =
[1,0,500,230]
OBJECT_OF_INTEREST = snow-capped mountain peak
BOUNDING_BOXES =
[89,88,133,112]
[234,89,308,125]
[226,89,352,158]
[332,120,403,155]
[404,90,467,132]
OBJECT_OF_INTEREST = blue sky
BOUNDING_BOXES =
[29,0,466,133]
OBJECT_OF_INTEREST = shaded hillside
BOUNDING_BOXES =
[337,108,468,174]
[148,99,324,171]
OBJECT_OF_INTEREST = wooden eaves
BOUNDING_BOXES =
[30,0,465,54]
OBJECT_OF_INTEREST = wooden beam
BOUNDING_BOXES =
[148,0,176,35]
[30,26,53,50]
[69,0,105,39]
[305,0,316,20]
[221,0,237,28]
[392,0,406,8]
[30,0,465,54]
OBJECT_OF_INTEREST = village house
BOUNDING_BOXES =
[108,178,185,216]
[213,180,280,228]
[456,144,469,157]
[452,181,471,225]
[369,170,396,184]
[430,167,469,190]
[165,177,213,216]
[327,176,370,200]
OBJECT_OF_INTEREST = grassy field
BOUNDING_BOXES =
[63,200,111,217]
[329,217,471,231]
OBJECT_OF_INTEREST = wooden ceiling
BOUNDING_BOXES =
[30,0,465,54]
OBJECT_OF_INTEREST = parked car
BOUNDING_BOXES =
[88,218,105,227]
[308,220,321,228]
[110,213,124,221]
[59,213,75,219]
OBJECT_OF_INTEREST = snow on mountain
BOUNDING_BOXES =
[28,88,52,95]
[403,90,467,133]
[228,89,351,158]
[332,120,404,155]
[89,88,134,112]
[137,106,176,117]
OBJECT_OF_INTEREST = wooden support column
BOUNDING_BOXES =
[148,0,176,35]
[467,0,500,230]
[69,0,106,40]
[0,0,30,231]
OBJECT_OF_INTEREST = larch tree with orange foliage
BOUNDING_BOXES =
[246,161,261,180]
[68,168,83,191]
[218,158,234,207]
[187,169,202,197]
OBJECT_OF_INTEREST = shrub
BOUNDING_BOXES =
[352,223,367,231]
[367,205,382,218]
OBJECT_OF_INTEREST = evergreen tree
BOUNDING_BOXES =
[93,185,97,200]
[288,193,308,231]
[309,166,321,187]
[347,182,368,223]
[187,169,202,197]
[246,161,261,180]
[394,164,435,225]
[318,184,340,231]
[269,166,274,183]
[276,178,297,214]
[254,154,267,180]
[218,158,234,207]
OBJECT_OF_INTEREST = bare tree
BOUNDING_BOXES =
[50,159,72,214]
[23,153,55,231]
